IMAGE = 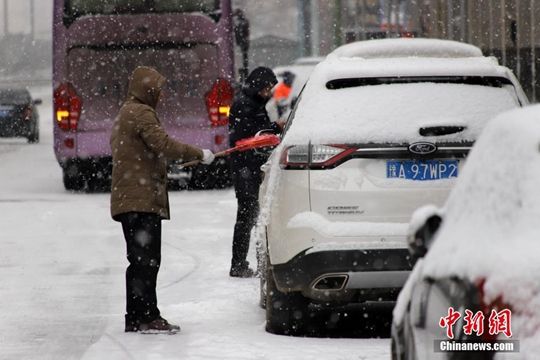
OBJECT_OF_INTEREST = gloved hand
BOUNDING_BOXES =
[201,149,215,165]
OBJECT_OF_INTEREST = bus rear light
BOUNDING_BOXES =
[64,138,75,149]
[205,79,234,127]
[215,135,224,145]
[281,144,358,169]
[54,83,82,132]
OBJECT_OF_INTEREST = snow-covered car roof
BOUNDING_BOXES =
[282,54,523,145]
[420,105,540,351]
[329,38,483,59]
[293,56,325,65]
[313,56,512,84]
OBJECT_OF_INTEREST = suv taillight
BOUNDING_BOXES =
[281,144,357,169]
[54,83,82,131]
[205,79,234,127]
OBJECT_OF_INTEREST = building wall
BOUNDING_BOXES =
[419,0,540,101]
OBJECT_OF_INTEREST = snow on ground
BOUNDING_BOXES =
[0,85,390,360]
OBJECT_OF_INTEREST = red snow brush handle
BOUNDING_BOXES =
[179,134,281,168]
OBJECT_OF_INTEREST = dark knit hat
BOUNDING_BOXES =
[245,67,278,92]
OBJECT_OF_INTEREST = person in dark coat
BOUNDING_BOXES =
[228,67,284,277]
[110,66,215,333]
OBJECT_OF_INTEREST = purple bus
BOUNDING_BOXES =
[53,0,246,191]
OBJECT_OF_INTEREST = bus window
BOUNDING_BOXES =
[64,0,221,23]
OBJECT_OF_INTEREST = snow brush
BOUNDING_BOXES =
[178,133,281,168]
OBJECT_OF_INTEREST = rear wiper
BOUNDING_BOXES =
[419,126,466,137]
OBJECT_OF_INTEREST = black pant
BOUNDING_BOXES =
[118,212,162,327]
[231,195,260,270]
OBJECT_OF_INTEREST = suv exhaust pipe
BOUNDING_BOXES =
[311,274,349,291]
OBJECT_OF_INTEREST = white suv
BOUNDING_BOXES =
[257,38,527,335]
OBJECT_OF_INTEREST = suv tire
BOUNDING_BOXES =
[265,266,310,335]
[27,122,39,143]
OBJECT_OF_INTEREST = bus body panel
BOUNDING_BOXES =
[52,1,234,181]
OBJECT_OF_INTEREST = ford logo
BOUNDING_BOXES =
[408,142,437,155]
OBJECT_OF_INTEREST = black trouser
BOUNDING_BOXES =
[231,195,260,270]
[118,212,162,327]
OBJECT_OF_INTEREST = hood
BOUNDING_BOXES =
[244,66,278,96]
[127,66,166,109]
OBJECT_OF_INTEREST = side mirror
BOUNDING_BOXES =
[407,208,442,263]
[33,99,43,106]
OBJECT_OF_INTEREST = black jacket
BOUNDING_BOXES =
[228,67,280,198]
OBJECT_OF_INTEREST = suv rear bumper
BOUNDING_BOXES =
[271,249,412,302]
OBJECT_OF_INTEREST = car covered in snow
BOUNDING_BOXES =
[0,88,41,143]
[256,38,528,335]
[391,105,540,359]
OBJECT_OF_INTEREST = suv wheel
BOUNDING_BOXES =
[27,122,39,143]
[391,332,403,360]
[257,240,267,309]
[265,266,310,335]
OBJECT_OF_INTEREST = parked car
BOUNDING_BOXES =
[391,105,540,359]
[257,38,528,335]
[0,88,41,143]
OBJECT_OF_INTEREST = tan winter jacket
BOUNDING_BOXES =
[110,66,203,220]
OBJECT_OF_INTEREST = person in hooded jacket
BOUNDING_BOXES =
[110,66,215,333]
[228,67,284,277]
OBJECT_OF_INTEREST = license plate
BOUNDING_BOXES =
[386,160,458,181]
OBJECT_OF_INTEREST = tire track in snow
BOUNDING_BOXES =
[103,333,137,360]
[158,240,201,290]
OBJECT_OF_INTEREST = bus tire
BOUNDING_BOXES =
[63,169,85,191]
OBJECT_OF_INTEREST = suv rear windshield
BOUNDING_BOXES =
[284,76,521,144]
[326,76,514,90]
[65,0,220,23]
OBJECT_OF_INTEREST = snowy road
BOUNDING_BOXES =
[0,86,390,360]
